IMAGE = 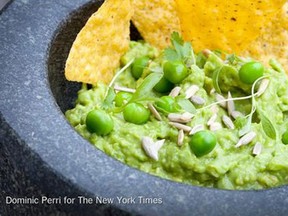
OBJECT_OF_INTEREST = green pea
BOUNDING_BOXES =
[123,103,150,124]
[155,96,180,113]
[189,131,217,157]
[163,60,188,84]
[239,62,264,84]
[114,92,133,107]
[131,56,150,79]
[153,76,174,93]
[282,131,288,144]
[86,110,114,135]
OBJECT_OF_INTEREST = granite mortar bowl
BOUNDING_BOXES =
[1,0,288,215]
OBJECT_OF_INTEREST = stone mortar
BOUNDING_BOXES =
[1,0,288,215]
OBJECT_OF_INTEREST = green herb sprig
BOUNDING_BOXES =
[164,32,196,67]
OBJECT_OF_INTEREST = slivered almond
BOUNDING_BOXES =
[235,131,256,148]
[215,93,227,108]
[189,124,205,135]
[256,79,269,97]
[141,137,165,161]
[177,130,185,146]
[114,84,136,93]
[169,122,192,132]
[185,85,199,99]
[169,86,181,98]
[148,103,162,121]
[207,114,217,126]
[222,115,235,129]
[227,92,235,116]
[252,142,262,156]
[209,122,222,131]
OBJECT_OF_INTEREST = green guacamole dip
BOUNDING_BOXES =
[66,35,288,190]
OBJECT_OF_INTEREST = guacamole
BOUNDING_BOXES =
[66,35,288,190]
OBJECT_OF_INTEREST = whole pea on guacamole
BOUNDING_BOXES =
[66,33,288,190]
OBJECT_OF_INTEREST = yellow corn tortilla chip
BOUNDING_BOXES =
[241,2,288,72]
[175,0,286,53]
[65,0,133,84]
[132,0,181,50]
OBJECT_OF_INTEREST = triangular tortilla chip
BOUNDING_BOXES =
[65,0,133,84]
[175,0,286,53]
[132,0,181,50]
[241,2,288,72]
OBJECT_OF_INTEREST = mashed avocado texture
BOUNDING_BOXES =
[66,37,288,190]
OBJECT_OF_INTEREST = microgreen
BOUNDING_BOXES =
[176,97,197,114]
[212,65,238,94]
[108,59,134,89]
[236,76,269,136]
[102,87,116,109]
[199,93,254,111]
[101,59,134,110]
[102,59,134,106]
[129,72,163,103]
[238,109,254,136]
[258,110,277,140]
[200,76,271,136]
[212,67,222,94]
[200,76,270,111]
[238,76,269,135]
[269,59,285,74]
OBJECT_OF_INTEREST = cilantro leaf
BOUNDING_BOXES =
[171,32,184,59]
[164,32,195,66]
[171,31,184,45]
[164,48,180,61]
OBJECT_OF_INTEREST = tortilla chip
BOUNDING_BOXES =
[175,0,286,54]
[132,0,181,50]
[65,0,133,84]
[241,2,288,72]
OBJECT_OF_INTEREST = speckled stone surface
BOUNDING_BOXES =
[1,0,288,215]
